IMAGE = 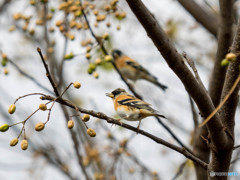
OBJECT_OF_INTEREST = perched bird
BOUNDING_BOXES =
[106,88,166,131]
[112,49,167,91]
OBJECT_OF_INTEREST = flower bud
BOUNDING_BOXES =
[72,81,81,89]
[8,104,16,114]
[67,120,74,129]
[85,53,91,59]
[221,59,229,67]
[82,114,90,122]
[93,72,99,79]
[39,104,47,111]
[103,33,109,40]
[0,124,9,132]
[226,53,236,61]
[3,68,9,75]
[64,52,74,59]
[95,58,102,65]
[21,139,28,150]
[104,55,112,62]
[10,138,18,146]
[87,128,96,137]
[35,122,45,131]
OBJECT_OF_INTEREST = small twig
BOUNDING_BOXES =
[14,93,47,104]
[233,144,240,150]
[37,48,60,97]
[172,160,188,180]
[182,52,206,92]
[45,100,56,124]
[60,83,73,97]
[41,94,208,169]
[199,74,240,127]
[189,95,199,128]
[156,117,193,154]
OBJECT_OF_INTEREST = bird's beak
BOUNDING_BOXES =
[106,93,114,98]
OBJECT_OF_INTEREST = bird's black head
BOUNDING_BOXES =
[112,88,126,96]
[106,88,126,98]
[112,49,123,59]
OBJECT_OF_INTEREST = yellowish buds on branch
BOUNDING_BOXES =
[82,114,90,122]
[93,72,99,79]
[87,128,96,137]
[8,104,16,114]
[10,138,19,146]
[67,120,74,129]
[21,139,28,150]
[226,53,236,61]
[35,122,45,131]
[221,59,229,67]
[0,124,9,132]
[39,104,47,111]
[104,55,113,62]
[73,81,81,89]
[85,53,92,59]
[64,52,74,59]
[95,58,102,65]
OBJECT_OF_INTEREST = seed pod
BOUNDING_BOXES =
[226,53,236,61]
[73,81,81,89]
[87,128,96,137]
[82,114,90,122]
[67,120,74,129]
[8,104,16,114]
[221,59,229,67]
[85,53,91,59]
[64,53,74,59]
[95,58,102,65]
[93,72,99,79]
[39,104,47,111]
[103,33,109,40]
[0,124,9,132]
[10,138,19,146]
[21,139,28,150]
[104,55,112,62]
[35,122,45,131]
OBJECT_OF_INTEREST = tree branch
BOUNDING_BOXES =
[208,0,234,107]
[177,0,218,37]
[40,95,208,170]
[124,0,228,151]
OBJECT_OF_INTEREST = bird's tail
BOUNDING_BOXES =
[156,114,167,119]
[144,75,168,91]
[155,81,168,91]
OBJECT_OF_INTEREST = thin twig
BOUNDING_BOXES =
[189,95,199,128]
[172,160,188,180]
[199,74,240,127]
[41,94,208,169]
[37,48,60,96]
[233,144,240,150]
[14,93,46,104]
[182,52,206,92]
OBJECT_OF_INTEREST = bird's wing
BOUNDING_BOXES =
[118,97,154,111]
[125,60,157,80]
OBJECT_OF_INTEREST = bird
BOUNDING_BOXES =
[106,88,166,131]
[111,49,167,91]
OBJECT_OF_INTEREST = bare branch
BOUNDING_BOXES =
[124,0,228,151]
[177,0,218,37]
[40,95,208,169]
[37,48,60,97]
